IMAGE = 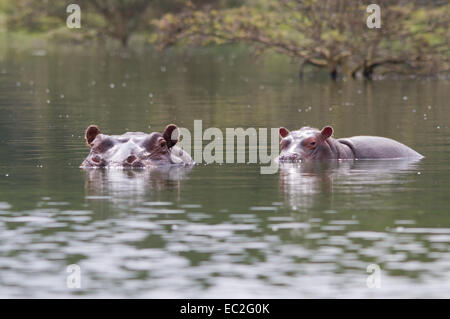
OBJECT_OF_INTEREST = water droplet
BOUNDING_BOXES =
[110,83,115,88]
[402,96,408,100]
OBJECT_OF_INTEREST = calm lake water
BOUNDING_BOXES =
[0,44,450,298]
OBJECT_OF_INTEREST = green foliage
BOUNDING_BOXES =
[2,0,241,47]
[153,0,450,78]
[1,0,448,77]
[5,0,67,33]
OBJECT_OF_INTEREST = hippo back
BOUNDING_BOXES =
[338,136,424,160]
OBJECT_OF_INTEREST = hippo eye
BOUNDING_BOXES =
[280,139,290,149]
[159,139,167,147]
[310,141,316,146]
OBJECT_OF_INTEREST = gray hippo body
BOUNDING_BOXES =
[338,136,423,159]
[277,126,423,162]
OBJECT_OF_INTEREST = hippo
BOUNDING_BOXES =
[81,124,194,168]
[277,126,423,162]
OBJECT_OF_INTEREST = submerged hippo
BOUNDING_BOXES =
[277,126,423,162]
[81,124,194,168]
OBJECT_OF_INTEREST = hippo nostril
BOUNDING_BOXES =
[92,155,101,163]
[279,153,302,162]
[126,155,137,163]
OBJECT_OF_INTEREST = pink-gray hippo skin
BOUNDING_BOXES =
[277,126,424,162]
[81,124,194,168]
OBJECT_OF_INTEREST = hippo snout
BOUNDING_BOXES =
[124,155,146,168]
[278,153,302,162]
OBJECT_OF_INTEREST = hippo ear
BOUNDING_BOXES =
[279,127,290,138]
[85,125,101,146]
[163,124,179,148]
[321,126,333,139]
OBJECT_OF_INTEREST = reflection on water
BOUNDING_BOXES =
[280,162,339,211]
[85,166,192,201]
[83,166,193,219]
[0,45,450,297]
[280,160,422,212]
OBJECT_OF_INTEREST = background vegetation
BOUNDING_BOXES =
[0,0,449,79]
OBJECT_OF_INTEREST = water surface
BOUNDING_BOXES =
[0,45,449,297]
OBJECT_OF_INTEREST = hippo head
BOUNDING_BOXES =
[81,124,192,168]
[277,126,335,162]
